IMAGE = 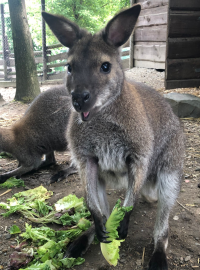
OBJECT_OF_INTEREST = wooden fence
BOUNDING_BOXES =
[0,44,130,87]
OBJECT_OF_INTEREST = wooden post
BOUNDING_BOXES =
[129,0,136,69]
[1,4,8,80]
[41,0,47,81]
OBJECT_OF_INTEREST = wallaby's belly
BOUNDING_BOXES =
[70,119,130,189]
[97,142,129,189]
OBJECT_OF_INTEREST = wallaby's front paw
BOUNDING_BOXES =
[117,211,131,240]
[148,251,168,270]
[93,215,110,243]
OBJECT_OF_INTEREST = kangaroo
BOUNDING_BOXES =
[43,4,185,269]
[0,86,76,183]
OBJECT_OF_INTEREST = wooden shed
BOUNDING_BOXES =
[133,0,168,69]
[132,0,200,89]
[165,0,200,89]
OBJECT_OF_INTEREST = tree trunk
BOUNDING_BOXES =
[8,0,40,102]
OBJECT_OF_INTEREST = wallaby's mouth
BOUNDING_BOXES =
[81,111,90,121]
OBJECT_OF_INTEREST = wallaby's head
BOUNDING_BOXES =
[42,5,141,121]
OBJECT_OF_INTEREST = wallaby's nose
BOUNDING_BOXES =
[71,91,90,112]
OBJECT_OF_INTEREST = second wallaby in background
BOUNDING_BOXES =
[43,4,185,270]
[0,86,74,183]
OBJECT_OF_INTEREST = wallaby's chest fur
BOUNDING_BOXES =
[68,80,182,188]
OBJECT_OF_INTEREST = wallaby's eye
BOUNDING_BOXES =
[100,62,111,74]
[67,64,72,74]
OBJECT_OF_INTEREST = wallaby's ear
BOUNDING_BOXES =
[42,12,86,48]
[103,4,141,47]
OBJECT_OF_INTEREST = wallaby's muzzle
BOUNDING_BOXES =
[71,91,91,121]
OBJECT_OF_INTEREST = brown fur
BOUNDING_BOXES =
[43,5,184,269]
[0,86,72,182]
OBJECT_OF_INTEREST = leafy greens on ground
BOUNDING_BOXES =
[0,186,91,269]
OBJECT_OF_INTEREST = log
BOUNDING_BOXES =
[170,0,200,11]
[47,62,67,68]
[168,12,200,38]
[135,25,167,42]
[136,0,168,9]
[165,79,200,89]
[166,58,200,80]
[46,43,63,49]
[134,44,166,62]
[167,37,200,59]
[134,59,165,69]
[47,52,68,63]
[136,12,167,27]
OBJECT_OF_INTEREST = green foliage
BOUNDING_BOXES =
[25,0,130,50]
[9,224,21,234]
[0,177,25,189]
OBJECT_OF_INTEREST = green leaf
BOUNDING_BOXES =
[56,228,82,241]
[77,218,91,231]
[33,200,53,216]
[100,200,132,266]
[54,194,84,212]
[0,152,13,158]
[19,260,56,270]
[9,224,21,234]
[60,257,85,268]
[105,199,132,241]
[20,224,56,243]
[0,177,25,189]
[14,186,53,202]
[101,239,124,266]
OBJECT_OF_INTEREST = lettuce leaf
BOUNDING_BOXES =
[0,177,25,189]
[14,186,53,202]
[54,194,84,212]
[19,260,56,270]
[60,257,85,268]
[9,224,21,234]
[20,224,56,244]
[100,200,132,266]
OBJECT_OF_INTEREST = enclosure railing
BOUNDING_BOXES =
[0,2,130,87]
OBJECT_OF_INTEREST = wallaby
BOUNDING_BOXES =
[0,86,76,183]
[43,4,185,269]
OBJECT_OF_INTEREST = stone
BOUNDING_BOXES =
[5,234,11,239]
[184,255,191,262]
[136,259,142,266]
[164,93,200,118]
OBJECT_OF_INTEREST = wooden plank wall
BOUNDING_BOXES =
[133,0,168,69]
[165,0,200,89]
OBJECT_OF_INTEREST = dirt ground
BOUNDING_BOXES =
[0,68,200,270]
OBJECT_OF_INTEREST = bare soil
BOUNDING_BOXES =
[0,68,200,270]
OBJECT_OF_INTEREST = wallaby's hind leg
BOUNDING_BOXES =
[0,152,52,183]
[148,170,181,270]
[64,225,95,258]
[0,164,35,183]
[39,151,56,169]
[50,165,77,183]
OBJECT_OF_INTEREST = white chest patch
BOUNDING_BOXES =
[97,143,129,189]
